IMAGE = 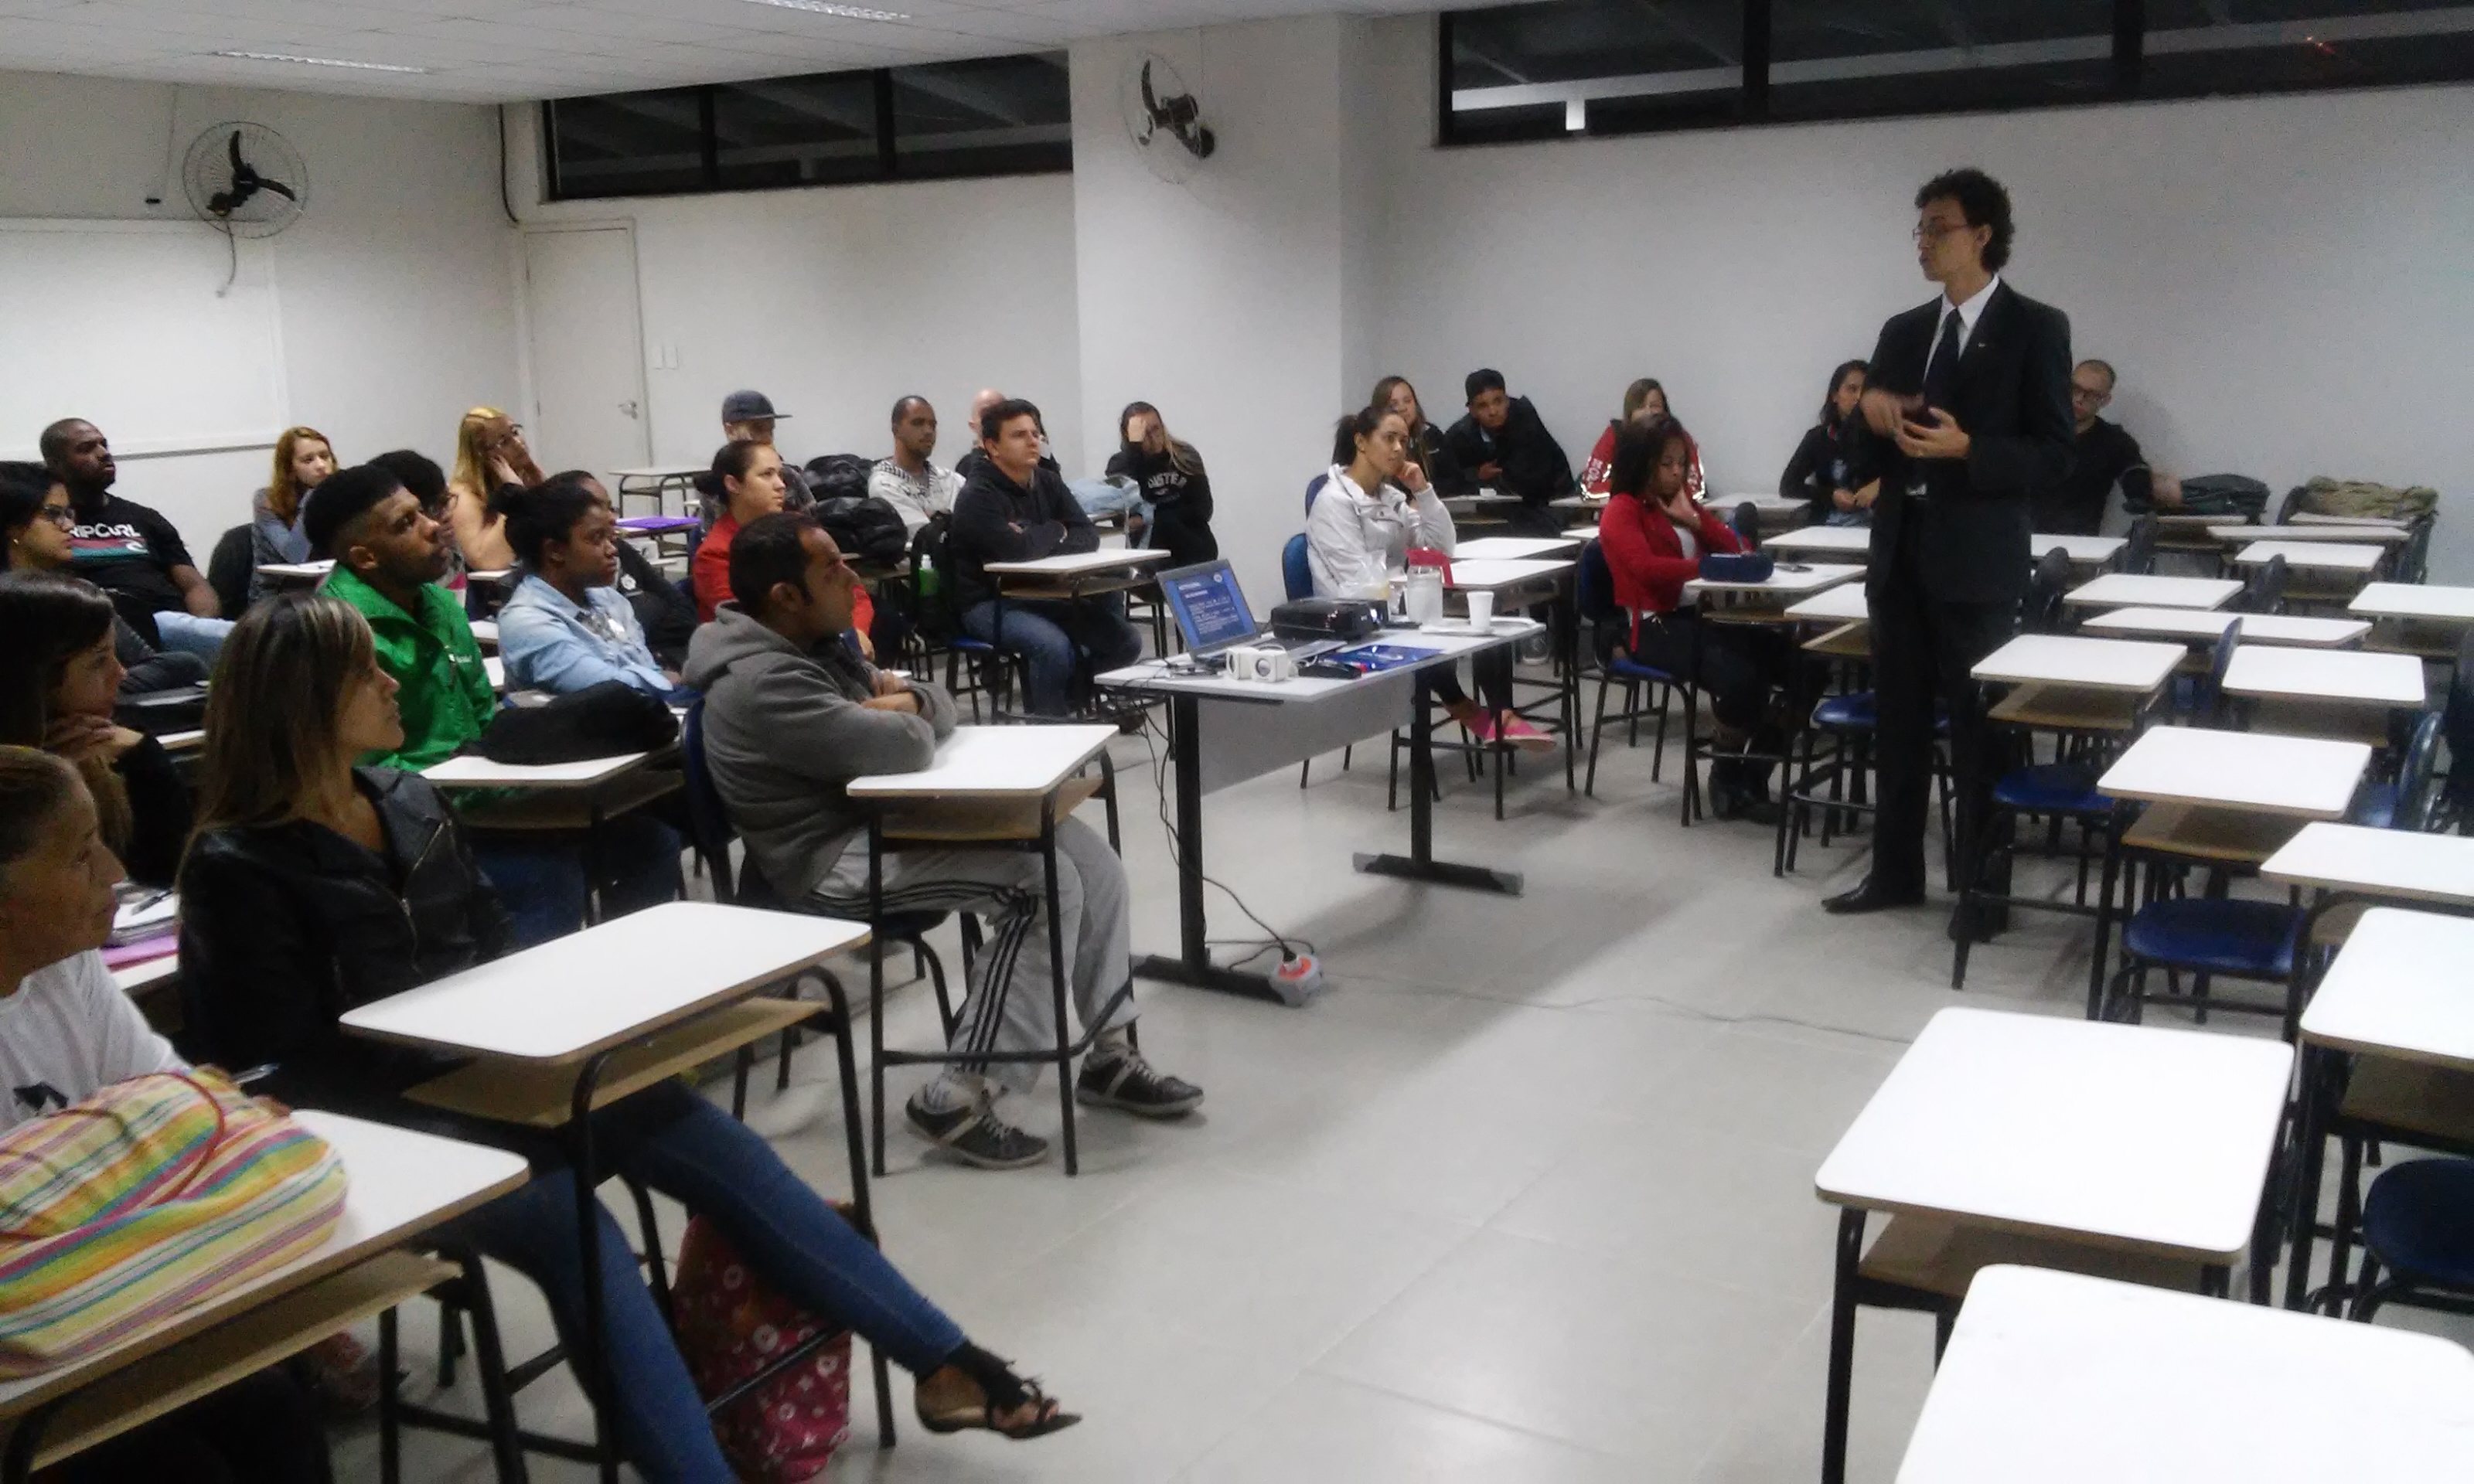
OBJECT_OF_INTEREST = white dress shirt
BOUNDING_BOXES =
[1924,273,2002,380]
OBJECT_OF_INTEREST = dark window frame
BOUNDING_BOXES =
[542,53,1072,203]
[1438,2,2474,147]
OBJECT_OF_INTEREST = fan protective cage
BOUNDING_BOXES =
[182,121,308,239]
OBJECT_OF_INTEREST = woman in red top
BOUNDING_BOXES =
[1598,416,1789,822]
[693,441,873,645]
[1581,379,1703,499]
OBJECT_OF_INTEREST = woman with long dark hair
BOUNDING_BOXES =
[176,594,1077,1482]
[1,472,208,697]
[1781,360,1876,526]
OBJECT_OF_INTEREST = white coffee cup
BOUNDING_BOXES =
[1465,590,1495,631]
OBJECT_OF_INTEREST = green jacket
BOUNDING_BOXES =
[322,567,496,772]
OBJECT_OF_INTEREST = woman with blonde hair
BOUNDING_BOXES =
[247,425,336,604]
[1102,400,1218,566]
[445,407,541,572]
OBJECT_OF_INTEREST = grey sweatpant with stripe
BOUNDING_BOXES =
[808,815,1137,1094]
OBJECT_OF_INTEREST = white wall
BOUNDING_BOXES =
[0,70,520,558]
[1363,20,2474,577]
[1070,16,1374,607]
[505,109,1085,481]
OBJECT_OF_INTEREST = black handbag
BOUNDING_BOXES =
[475,681,677,765]
[1697,552,1775,584]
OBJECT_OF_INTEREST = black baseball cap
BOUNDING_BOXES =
[721,390,788,423]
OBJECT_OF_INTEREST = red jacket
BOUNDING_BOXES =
[1583,424,1705,499]
[1599,492,1741,648]
[694,513,874,634]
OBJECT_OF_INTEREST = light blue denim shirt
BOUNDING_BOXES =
[496,573,683,701]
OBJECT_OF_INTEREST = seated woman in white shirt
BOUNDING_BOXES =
[0,745,333,1484]
[1306,406,1550,753]
[490,473,687,703]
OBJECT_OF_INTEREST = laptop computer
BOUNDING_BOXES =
[1157,559,1345,662]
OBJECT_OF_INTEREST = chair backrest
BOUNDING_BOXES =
[2274,485,2307,525]
[1304,473,1328,517]
[1281,532,1314,601]
[2196,618,2243,722]
[2442,628,2474,823]
[679,701,739,902]
[206,525,255,621]
[2397,516,2435,585]
[2244,553,2288,614]
[2122,514,2157,575]
[1576,539,1617,624]
[2393,710,2447,833]
[2024,547,2071,635]
[1729,502,1760,552]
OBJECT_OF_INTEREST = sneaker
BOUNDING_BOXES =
[907,1092,1051,1169]
[1077,1051,1204,1118]
[1497,713,1556,754]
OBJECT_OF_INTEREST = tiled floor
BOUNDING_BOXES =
[339,712,2470,1482]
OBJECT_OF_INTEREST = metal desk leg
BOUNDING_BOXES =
[1133,693,1292,1002]
[567,1051,621,1483]
[1040,809,1079,1176]
[1355,669,1525,894]
[1821,1207,1864,1484]
[2285,1045,2333,1310]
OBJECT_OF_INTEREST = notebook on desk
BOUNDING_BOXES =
[1157,560,1346,661]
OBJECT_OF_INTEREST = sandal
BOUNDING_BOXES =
[917,1346,1082,1440]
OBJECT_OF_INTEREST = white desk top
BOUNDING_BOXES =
[2033,533,2127,563]
[1785,584,1873,623]
[256,560,334,582]
[1763,526,1873,556]
[2080,607,2369,648]
[1452,535,1580,560]
[1446,556,1573,591]
[2351,582,2474,623]
[2222,646,2427,706]
[1896,1264,2474,1484]
[844,723,1115,798]
[2062,573,2243,610]
[341,900,867,1063]
[983,549,1174,577]
[468,618,498,647]
[2299,909,2474,1070]
[2234,539,2384,572]
[422,749,652,789]
[1816,1008,2292,1262]
[2263,822,2474,906]
[109,954,179,995]
[2095,726,2370,817]
[158,728,203,753]
[0,1110,526,1414]
[1562,523,1600,543]
[2211,522,2409,545]
[610,465,707,480]
[1442,491,1521,506]
[1097,629,1518,704]
[1971,634,2183,693]
[1718,492,1808,513]
[1546,492,1608,510]
[482,655,506,692]
[1684,561,1864,597]
[2292,511,2412,530]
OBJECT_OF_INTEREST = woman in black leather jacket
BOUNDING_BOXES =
[178,595,1077,1482]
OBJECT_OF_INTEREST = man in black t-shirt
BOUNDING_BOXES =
[41,419,232,658]
[2032,360,2155,536]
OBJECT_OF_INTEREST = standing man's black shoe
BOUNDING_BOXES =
[1824,876,1926,914]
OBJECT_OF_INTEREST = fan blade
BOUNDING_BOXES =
[228,130,245,172]
[259,178,297,203]
[223,180,262,213]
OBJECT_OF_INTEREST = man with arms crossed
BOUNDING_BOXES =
[1824,168,2074,929]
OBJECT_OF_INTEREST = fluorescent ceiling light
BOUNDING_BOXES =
[742,0,912,19]
[215,49,430,73]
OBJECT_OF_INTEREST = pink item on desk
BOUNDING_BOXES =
[101,934,177,970]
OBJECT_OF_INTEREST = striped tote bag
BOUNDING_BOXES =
[0,1069,348,1377]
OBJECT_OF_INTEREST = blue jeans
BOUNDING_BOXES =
[1068,478,1142,522]
[962,597,1143,717]
[472,815,682,949]
[449,1084,966,1484]
[153,611,235,662]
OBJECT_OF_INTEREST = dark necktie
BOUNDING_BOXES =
[1920,305,1965,410]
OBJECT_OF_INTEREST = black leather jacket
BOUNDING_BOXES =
[177,768,511,1115]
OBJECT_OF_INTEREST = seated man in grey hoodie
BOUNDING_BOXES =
[686,512,1201,1169]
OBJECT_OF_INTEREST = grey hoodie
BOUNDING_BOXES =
[684,604,959,900]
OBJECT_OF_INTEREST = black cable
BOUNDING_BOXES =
[1133,710,1309,968]
[496,105,520,227]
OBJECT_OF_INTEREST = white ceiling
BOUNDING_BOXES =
[0,0,1453,103]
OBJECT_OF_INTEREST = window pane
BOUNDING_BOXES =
[1447,1,1746,143]
[714,73,881,191]
[1768,1,2116,122]
[2140,1,2474,97]
[547,88,707,199]
[890,53,1072,179]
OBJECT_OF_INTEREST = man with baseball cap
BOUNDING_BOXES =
[704,390,812,522]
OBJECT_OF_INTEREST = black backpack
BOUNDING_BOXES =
[904,514,963,644]
[813,495,910,566]
[613,538,696,667]
[804,454,874,505]
[476,680,678,765]
[2173,474,2271,519]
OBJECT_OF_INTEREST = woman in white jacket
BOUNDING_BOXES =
[1307,407,1549,752]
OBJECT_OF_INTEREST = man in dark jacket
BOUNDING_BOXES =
[1825,168,2076,931]
[2033,359,2155,534]
[949,399,1142,716]
[1441,370,1574,538]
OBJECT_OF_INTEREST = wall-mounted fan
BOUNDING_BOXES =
[1118,51,1215,184]
[181,122,308,291]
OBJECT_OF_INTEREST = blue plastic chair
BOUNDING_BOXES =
[2346,1157,2474,1323]
[1578,540,1681,798]
[1304,474,1327,517]
[1281,533,1314,602]
[2350,710,2444,832]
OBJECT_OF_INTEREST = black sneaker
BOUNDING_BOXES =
[1076,1051,1204,1118]
[907,1093,1050,1170]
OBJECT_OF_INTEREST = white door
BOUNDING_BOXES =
[520,226,648,476]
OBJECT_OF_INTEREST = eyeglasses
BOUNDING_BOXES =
[37,506,73,529]
[1911,222,1974,243]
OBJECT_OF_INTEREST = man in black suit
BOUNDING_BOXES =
[1824,168,2075,921]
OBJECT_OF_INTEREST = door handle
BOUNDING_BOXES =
[618,400,641,418]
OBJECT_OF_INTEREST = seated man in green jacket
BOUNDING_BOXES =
[308,464,680,945]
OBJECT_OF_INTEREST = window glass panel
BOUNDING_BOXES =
[1767,1,2116,121]
[2140,1,2474,97]
[713,73,881,191]
[547,88,707,198]
[889,53,1072,179]
[1447,1,1746,143]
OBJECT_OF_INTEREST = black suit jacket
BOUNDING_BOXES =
[1861,282,2075,605]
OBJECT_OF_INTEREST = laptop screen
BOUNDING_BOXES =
[1158,560,1261,655]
